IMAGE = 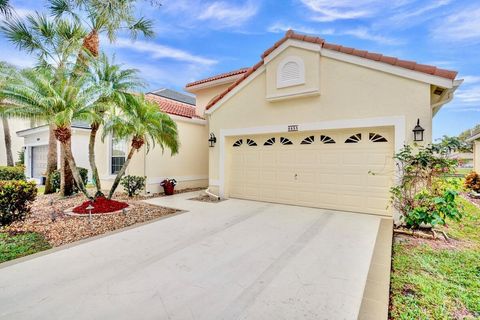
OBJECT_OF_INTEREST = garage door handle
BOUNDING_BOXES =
[294,173,298,180]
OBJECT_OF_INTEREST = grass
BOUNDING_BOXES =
[390,197,480,319]
[456,167,474,176]
[0,232,51,263]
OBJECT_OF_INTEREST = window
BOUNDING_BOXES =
[369,133,388,142]
[301,136,315,144]
[320,135,335,144]
[246,139,257,146]
[277,56,305,88]
[280,137,293,145]
[111,134,127,174]
[233,139,243,147]
[345,133,362,144]
[264,137,275,146]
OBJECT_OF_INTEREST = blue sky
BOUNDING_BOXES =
[1,0,479,139]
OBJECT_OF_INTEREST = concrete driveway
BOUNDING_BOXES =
[0,191,389,320]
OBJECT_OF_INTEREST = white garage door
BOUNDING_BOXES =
[228,128,395,216]
[31,145,48,179]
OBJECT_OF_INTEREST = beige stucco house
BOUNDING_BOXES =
[467,130,480,173]
[0,117,30,166]
[17,89,209,193]
[186,30,461,218]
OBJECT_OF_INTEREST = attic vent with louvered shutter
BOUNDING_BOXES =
[277,56,305,88]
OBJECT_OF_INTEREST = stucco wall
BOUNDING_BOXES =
[207,50,433,192]
[98,118,209,194]
[474,140,480,173]
[0,118,30,165]
[194,83,231,117]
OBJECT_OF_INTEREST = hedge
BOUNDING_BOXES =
[0,166,26,181]
[50,167,88,192]
[0,180,37,226]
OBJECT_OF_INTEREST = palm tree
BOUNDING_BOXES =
[49,0,154,59]
[86,54,144,196]
[0,0,12,17]
[102,95,179,199]
[1,14,87,193]
[1,67,103,198]
[0,62,16,166]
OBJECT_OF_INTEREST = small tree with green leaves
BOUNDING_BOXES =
[390,143,463,229]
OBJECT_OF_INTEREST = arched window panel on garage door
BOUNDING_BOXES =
[233,139,243,147]
[345,133,362,143]
[246,139,257,146]
[264,137,275,146]
[300,136,315,144]
[320,135,336,144]
[280,137,293,145]
[369,133,388,142]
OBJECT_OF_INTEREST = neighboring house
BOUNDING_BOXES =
[186,30,461,219]
[467,129,480,173]
[17,89,209,194]
[450,152,474,168]
[0,117,31,166]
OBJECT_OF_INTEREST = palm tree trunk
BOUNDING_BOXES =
[1,116,13,166]
[62,137,90,198]
[83,29,99,57]
[88,123,103,196]
[108,147,136,199]
[44,124,58,194]
[60,144,74,196]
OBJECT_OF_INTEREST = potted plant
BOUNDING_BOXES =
[160,178,177,196]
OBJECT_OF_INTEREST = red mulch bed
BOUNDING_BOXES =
[72,196,129,214]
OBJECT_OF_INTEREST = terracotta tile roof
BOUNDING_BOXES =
[145,93,204,120]
[185,67,250,88]
[205,30,458,111]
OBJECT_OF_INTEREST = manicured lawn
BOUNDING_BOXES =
[390,197,480,319]
[456,167,475,176]
[0,232,51,263]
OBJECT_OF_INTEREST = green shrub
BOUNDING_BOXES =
[391,143,463,229]
[120,175,146,197]
[0,166,26,181]
[50,167,88,192]
[0,180,37,226]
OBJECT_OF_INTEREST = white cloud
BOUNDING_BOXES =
[267,22,334,36]
[110,38,217,66]
[341,27,402,45]
[461,76,480,85]
[267,23,399,45]
[434,7,480,42]
[198,1,259,27]
[298,0,386,22]
[159,0,259,29]
[455,86,480,104]
[386,0,451,26]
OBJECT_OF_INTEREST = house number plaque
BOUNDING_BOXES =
[288,125,299,132]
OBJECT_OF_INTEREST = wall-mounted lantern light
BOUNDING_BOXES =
[413,119,424,142]
[208,133,217,147]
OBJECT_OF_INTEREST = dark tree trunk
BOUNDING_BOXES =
[60,144,74,197]
[63,138,90,198]
[1,117,13,166]
[44,124,58,194]
[88,123,103,196]
[108,146,136,199]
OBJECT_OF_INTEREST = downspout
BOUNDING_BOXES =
[205,187,220,200]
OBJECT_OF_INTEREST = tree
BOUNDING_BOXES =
[86,54,144,196]
[1,14,87,194]
[0,67,103,198]
[49,0,154,59]
[0,62,16,166]
[102,95,179,199]
[0,0,11,17]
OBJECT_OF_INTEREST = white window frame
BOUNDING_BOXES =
[109,134,127,176]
